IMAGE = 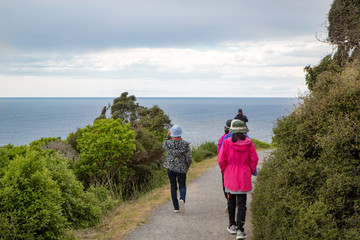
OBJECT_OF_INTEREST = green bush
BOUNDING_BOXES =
[0,150,66,239]
[0,144,27,177]
[89,92,171,199]
[0,144,117,239]
[75,118,136,198]
[30,137,79,164]
[42,150,107,229]
[191,141,217,162]
[29,137,116,227]
[251,60,360,239]
[251,138,273,149]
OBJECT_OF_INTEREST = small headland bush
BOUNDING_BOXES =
[191,141,218,162]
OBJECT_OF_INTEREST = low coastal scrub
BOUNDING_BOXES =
[0,145,116,239]
[251,5,360,238]
[0,91,275,239]
[0,92,171,239]
[252,62,360,239]
[251,138,274,149]
[191,142,218,162]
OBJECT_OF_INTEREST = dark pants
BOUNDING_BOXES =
[167,169,187,210]
[222,173,228,200]
[228,193,247,232]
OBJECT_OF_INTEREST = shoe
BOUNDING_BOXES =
[236,230,247,239]
[227,225,237,235]
[173,209,180,213]
[179,199,185,213]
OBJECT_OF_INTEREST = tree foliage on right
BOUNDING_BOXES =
[251,1,360,239]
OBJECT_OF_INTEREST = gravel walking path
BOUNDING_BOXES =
[125,149,273,240]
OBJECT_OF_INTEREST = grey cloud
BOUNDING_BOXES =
[0,0,332,52]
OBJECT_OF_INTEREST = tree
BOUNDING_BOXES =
[111,92,138,123]
[97,92,172,135]
[89,92,172,198]
[327,0,360,65]
[304,55,341,91]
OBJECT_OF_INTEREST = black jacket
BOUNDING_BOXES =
[234,114,248,123]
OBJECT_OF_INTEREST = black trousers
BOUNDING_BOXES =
[227,193,247,232]
[222,173,228,200]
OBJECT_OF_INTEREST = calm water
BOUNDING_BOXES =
[0,98,298,147]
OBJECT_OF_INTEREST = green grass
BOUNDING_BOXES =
[251,138,274,150]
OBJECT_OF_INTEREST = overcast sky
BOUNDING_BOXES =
[0,0,334,97]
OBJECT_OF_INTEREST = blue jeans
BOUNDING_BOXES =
[167,169,187,210]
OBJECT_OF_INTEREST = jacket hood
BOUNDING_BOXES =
[228,138,252,152]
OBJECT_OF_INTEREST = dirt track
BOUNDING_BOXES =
[125,149,273,240]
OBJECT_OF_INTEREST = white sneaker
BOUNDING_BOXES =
[236,230,247,239]
[179,199,185,213]
[173,209,180,213]
[227,225,237,235]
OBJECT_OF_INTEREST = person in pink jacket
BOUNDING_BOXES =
[218,119,259,239]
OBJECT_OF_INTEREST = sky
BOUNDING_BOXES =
[0,0,334,97]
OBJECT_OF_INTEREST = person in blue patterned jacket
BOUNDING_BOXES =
[163,124,192,213]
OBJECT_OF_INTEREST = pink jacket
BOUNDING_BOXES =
[217,137,259,192]
[217,133,227,152]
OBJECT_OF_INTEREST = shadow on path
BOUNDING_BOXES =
[125,150,273,240]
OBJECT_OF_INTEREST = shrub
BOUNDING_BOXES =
[29,137,60,148]
[251,60,360,239]
[90,93,171,199]
[30,137,79,165]
[191,142,217,162]
[42,150,106,229]
[0,144,27,177]
[0,144,116,239]
[66,129,80,153]
[251,138,273,150]
[75,118,136,198]
[0,150,66,239]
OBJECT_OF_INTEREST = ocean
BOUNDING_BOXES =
[0,98,299,147]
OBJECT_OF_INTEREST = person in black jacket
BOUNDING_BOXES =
[163,124,192,213]
[234,109,248,123]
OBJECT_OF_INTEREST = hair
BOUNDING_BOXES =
[225,129,229,134]
[231,132,246,142]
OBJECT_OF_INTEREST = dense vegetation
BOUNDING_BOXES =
[0,92,171,239]
[252,1,360,239]
[0,90,273,239]
[0,144,116,239]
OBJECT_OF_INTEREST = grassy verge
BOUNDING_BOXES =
[70,156,218,240]
[251,138,274,150]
